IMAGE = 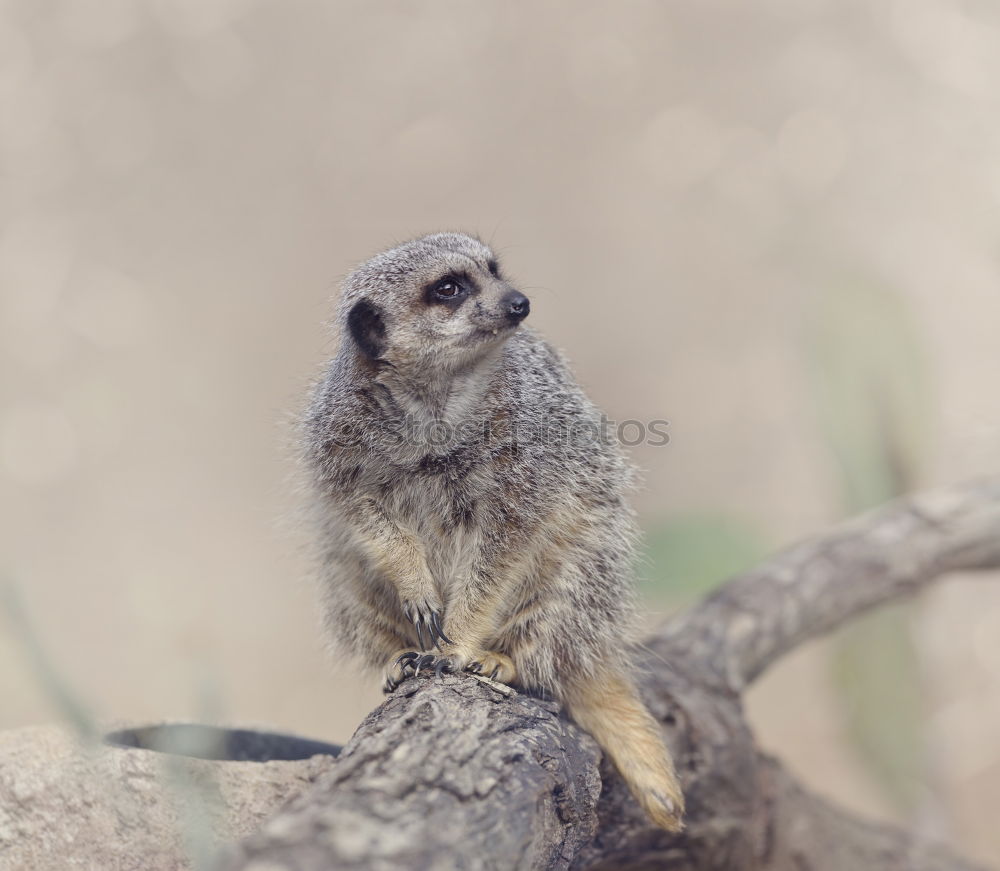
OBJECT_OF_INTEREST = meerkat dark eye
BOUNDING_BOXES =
[487,259,499,277]
[427,275,468,304]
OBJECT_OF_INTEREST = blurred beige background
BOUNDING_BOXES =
[1,0,999,865]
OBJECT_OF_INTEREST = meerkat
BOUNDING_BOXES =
[301,232,684,831]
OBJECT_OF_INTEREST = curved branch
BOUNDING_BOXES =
[220,478,1000,871]
[652,477,1000,691]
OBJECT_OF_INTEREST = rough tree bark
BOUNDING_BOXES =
[221,478,1000,871]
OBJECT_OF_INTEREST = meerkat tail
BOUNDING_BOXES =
[564,671,684,832]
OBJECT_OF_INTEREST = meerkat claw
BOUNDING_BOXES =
[429,610,453,646]
[395,651,419,671]
[414,653,436,676]
[414,616,429,650]
[382,649,425,693]
[403,602,449,649]
[434,659,452,678]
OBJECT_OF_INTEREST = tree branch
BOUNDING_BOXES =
[652,477,1000,691]
[222,478,1000,871]
[222,676,602,870]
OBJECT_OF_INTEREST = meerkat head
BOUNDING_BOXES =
[337,233,529,375]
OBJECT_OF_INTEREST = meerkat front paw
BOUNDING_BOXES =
[400,599,452,650]
[382,649,443,693]
[383,650,416,693]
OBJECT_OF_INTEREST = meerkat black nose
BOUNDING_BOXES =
[504,291,530,323]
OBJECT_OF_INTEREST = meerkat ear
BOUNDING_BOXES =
[347,298,386,360]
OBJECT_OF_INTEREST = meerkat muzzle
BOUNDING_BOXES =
[502,290,530,323]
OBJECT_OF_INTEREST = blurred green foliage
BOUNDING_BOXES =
[2,577,223,868]
[0,579,98,743]
[831,606,927,811]
[640,515,767,605]
[806,279,929,509]
[805,277,932,815]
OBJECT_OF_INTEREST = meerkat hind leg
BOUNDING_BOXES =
[463,649,516,683]
[435,647,517,684]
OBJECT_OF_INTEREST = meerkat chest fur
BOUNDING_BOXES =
[372,374,502,600]
[320,351,496,590]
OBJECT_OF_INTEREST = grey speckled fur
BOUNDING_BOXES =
[300,232,683,830]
